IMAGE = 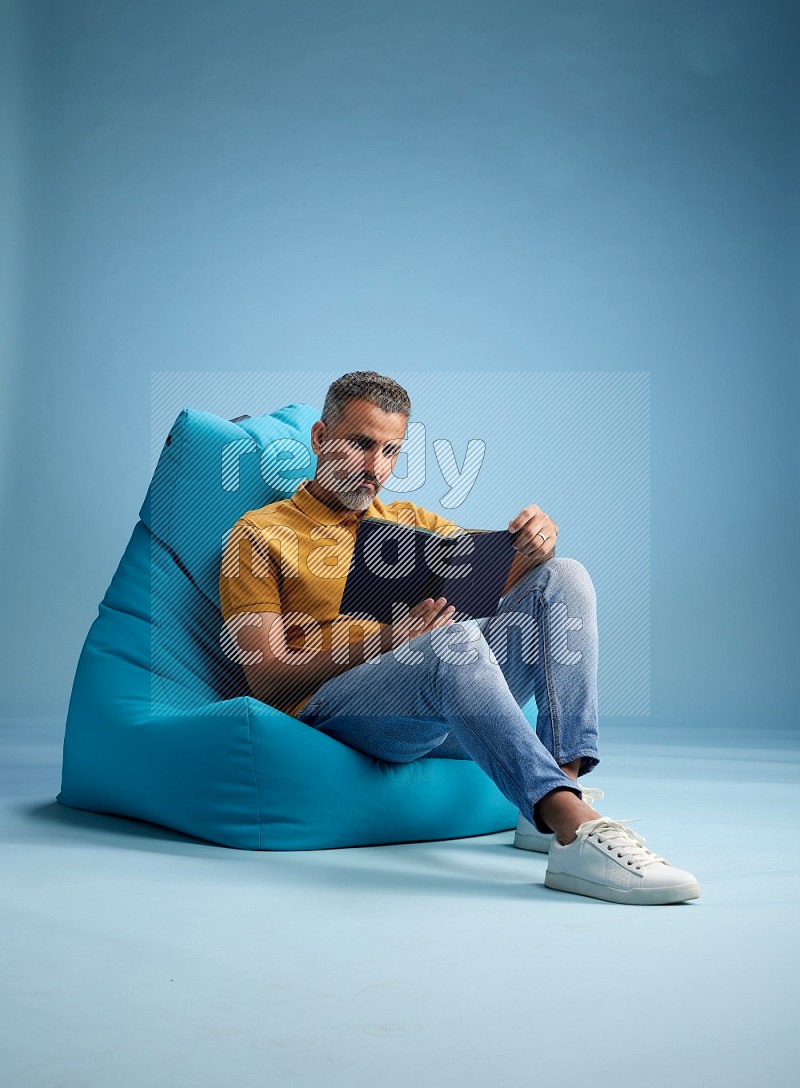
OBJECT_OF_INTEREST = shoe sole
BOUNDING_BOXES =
[513,831,553,853]
[544,869,701,905]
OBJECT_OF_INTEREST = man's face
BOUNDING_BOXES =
[310,398,407,512]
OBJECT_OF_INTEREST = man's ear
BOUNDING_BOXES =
[310,420,326,455]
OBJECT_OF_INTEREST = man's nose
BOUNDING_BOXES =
[361,451,382,479]
[372,449,395,479]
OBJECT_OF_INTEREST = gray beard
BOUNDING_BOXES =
[332,484,374,511]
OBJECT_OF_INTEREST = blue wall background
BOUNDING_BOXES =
[1,0,796,731]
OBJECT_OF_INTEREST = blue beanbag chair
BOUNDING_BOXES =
[57,403,518,849]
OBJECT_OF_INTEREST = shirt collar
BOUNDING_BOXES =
[291,477,383,526]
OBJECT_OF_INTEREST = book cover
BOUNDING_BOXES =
[339,516,520,625]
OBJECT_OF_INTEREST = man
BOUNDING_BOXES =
[219,371,700,906]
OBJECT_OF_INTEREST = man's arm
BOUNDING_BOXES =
[230,611,394,713]
[230,597,461,713]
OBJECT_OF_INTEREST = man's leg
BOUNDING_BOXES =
[295,620,592,830]
[471,556,601,833]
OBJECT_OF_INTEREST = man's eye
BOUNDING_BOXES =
[350,439,399,454]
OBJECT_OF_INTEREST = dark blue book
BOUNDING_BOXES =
[339,516,521,625]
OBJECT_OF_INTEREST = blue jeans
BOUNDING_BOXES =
[295,557,600,834]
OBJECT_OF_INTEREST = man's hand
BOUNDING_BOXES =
[508,504,558,564]
[388,596,456,647]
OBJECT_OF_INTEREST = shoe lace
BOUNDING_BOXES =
[576,817,670,870]
[580,785,605,807]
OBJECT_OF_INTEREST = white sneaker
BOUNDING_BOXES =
[544,816,701,905]
[513,785,605,853]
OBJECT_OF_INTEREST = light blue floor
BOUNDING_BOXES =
[2,718,799,1088]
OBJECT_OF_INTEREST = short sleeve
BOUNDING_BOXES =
[219,517,282,622]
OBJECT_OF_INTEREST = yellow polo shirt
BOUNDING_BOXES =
[219,478,463,717]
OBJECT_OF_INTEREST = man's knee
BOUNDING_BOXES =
[515,556,596,605]
[548,557,595,596]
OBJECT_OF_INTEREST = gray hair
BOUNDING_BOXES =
[321,371,411,429]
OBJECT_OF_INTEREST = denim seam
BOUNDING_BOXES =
[539,594,563,763]
[558,750,600,777]
[558,747,600,763]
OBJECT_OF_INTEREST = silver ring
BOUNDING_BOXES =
[536,531,547,545]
